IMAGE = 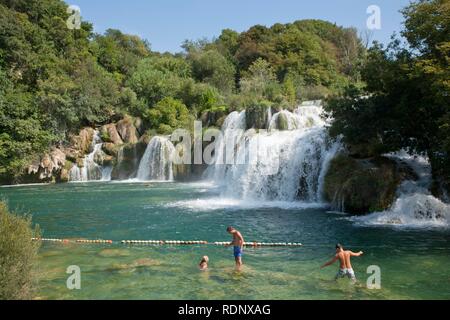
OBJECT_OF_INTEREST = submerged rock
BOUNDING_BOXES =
[98,249,130,258]
[323,155,415,214]
[109,258,162,272]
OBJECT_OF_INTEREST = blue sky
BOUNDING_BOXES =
[68,0,412,53]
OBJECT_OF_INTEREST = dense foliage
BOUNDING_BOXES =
[326,0,450,190]
[0,202,41,299]
[1,0,364,182]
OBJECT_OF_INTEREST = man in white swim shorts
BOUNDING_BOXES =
[321,244,363,282]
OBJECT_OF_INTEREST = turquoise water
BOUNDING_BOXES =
[1,182,449,300]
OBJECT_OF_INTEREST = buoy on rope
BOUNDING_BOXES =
[34,237,302,247]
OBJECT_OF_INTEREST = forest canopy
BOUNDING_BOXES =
[325,0,450,190]
[0,0,364,182]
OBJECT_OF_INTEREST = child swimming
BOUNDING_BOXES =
[199,256,209,270]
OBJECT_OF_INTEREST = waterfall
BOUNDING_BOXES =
[267,107,273,129]
[268,103,326,131]
[206,103,342,202]
[69,131,111,182]
[206,110,247,182]
[353,151,450,228]
[136,136,176,181]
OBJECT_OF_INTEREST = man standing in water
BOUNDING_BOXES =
[321,244,363,282]
[227,226,244,269]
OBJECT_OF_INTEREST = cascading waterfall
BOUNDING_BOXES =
[266,107,273,128]
[136,136,176,181]
[206,102,342,202]
[353,151,450,227]
[69,131,111,182]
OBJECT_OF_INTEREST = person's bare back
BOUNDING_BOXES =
[337,250,354,270]
[321,244,363,282]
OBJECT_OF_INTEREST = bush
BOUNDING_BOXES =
[0,202,41,300]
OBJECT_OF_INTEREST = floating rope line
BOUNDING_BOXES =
[32,238,113,244]
[213,242,303,247]
[32,238,303,247]
[122,240,208,245]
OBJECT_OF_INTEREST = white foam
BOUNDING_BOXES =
[166,197,327,211]
[351,150,450,229]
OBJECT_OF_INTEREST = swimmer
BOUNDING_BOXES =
[226,226,244,270]
[321,243,363,282]
[199,256,209,270]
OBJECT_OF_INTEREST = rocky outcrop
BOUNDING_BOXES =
[245,104,269,130]
[173,164,207,181]
[201,109,227,128]
[323,154,416,215]
[116,116,139,144]
[12,114,211,185]
[70,128,95,156]
[110,144,139,180]
[26,148,67,183]
[100,124,123,145]
[276,113,289,131]
[110,134,150,181]
[102,143,120,157]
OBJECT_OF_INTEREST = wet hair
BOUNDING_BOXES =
[227,226,234,232]
[199,256,209,265]
[336,244,344,250]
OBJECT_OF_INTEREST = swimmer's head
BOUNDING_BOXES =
[336,244,344,252]
[199,256,209,269]
[227,226,235,233]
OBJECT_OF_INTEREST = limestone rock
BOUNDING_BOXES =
[246,104,270,130]
[70,128,95,155]
[116,117,139,144]
[323,155,416,215]
[100,124,123,145]
[26,148,67,182]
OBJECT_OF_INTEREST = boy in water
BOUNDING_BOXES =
[321,244,363,282]
[199,256,209,270]
[227,226,244,269]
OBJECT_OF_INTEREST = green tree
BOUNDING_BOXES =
[188,49,236,93]
[145,97,193,134]
[240,58,277,97]
[127,55,191,106]
[326,0,450,190]
[91,29,150,79]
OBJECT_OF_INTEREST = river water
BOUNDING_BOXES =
[1,181,449,300]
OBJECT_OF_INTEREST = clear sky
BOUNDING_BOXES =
[68,0,412,53]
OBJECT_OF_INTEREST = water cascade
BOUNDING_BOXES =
[136,136,176,181]
[207,102,342,202]
[354,151,450,227]
[69,131,111,182]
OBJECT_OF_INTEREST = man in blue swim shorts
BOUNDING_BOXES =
[227,226,244,270]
